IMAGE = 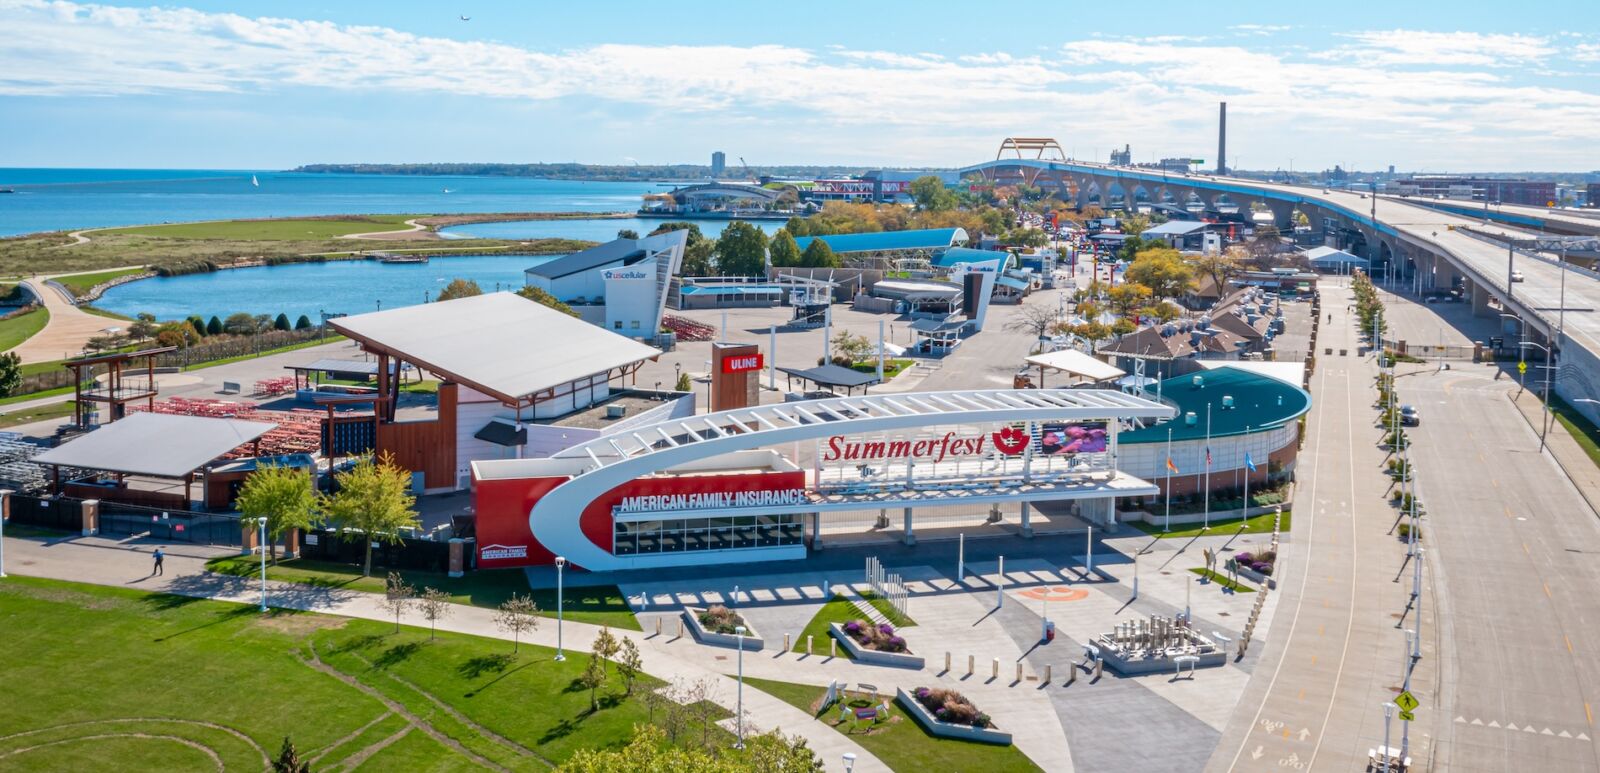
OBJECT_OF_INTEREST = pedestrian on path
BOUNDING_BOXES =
[151,548,164,576]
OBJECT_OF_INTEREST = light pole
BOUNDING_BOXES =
[553,556,567,662]
[0,489,10,578]
[1521,341,1554,452]
[250,516,268,612]
[734,624,748,749]
[842,752,857,772]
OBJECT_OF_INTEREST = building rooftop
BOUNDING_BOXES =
[932,246,1013,269]
[33,412,278,478]
[327,292,661,406]
[1141,220,1212,236]
[793,227,967,255]
[1121,365,1311,444]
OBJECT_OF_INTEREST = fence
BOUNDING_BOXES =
[96,499,243,546]
[8,494,81,532]
[298,527,460,574]
[865,555,910,621]
[1381,338,1478,361]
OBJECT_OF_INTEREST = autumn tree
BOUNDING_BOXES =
[318,453,419,576]
[436,278,483,301]
[767,230,802,268]
[909,175,958,211]
[1107,283,1153,317]
[799,239,838,268]
[1124,248,1196,298]
[235,464,317,563]
[516,286,580,317]
[495,593,540,653]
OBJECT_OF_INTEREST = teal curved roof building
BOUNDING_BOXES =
[1120,365,1310,444]
[792,227,967,255]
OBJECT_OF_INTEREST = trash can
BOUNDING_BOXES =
[1044,620,1056,642]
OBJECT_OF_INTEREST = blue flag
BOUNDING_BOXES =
[1244,452,1257,472]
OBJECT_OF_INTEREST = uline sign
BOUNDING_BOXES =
[823,427,1031,464]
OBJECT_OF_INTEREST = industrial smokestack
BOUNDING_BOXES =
[1217,102,1227,175]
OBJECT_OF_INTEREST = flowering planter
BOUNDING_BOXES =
[683,607,764,651]
[895,688,1012,745]
[828,622,924,669]
[1235,564,1277,590]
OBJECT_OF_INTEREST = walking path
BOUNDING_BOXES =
[7,278,120,364]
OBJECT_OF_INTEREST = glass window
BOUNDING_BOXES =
[707,528,733,551]
[614,531,636,555]
[636,526,661,554]
[613,321,623,329]
[631,320,640,329]
[732,524,757,549]
[684,518,709,531]
[708,517,733,528]
[683,529,708,551]
[780,522,804,545]
[660,529,684,552]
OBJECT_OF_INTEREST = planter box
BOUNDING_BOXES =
[895,687,1012,745]
[683,607,764,651]
[829,622,924,669]
[1235,564,1277,590]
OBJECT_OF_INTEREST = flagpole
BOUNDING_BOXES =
[1243,425,1251,524]
[1164,426,1173,533]
[1203,403,1212,529]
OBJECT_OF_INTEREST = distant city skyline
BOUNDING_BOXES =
[2,0,1599,172]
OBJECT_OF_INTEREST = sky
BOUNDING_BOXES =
[2,0,1599,173]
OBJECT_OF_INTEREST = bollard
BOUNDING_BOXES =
[807,635,813,656]
[1093,658,1104,680]
[968,654,975,676]
[677,619,684,639]
[655,617,662,636]
[1016,662,1024,683]
[945,651,952,672]
[992,658,1000,680]
[831,638,837,658]
[1066,663,1077,685]
[1044,664,1052,685]
[784,633,791,651]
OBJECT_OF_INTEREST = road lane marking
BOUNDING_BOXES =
[1545,582,1552,598]
[1587,703,1592,725]
[1493,478,1500,488]
[1566,635,1574,653]
[1524,542,1531,554]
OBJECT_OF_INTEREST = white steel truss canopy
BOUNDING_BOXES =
[524,388,1173,570]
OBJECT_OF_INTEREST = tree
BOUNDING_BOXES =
[235,464,317,563]
[593,626,620,675]
[1111,318,1138,336]
[799,239,837,269]
[674,372,691,392]
[189,315,208,338]
[1190,252,1242,297]
[1006,304,1063,350]
[254,314,275,333]
[272,736,310,773]
[436,278,483,302]
[294,314,313,330]
[1119,213,1151,236]
[767,230,802,268]
[206,316,223,336]
[579,650,607,711]
[515,286,580,318]
[273,313,291,331]
[616,228,640,240]
[714,221,769,277]
[380,572,414,633]
[783,215,812,237]
[1107,283,1153,317]
[1246,224,1285,268]
[1116,234,1161,263]
[224,312,257,335]
[1124,248,1195,298]
[616,637,641,695]
[830,331,871,365]
[909,175,957,211]
[680,239,716,276]
[417,587,452,640]
[648,221,706,244]
[128,312,158,341]
[155,322,197,349]
[318,453,419,577]
[495,593,540,653]
[0,352,20,398]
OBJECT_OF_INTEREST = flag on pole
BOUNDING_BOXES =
[1205,447,1212,467]
[1244,452,1257,472]
[1166,457,1179,474]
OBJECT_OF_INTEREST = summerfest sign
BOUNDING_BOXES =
[823,427,1031,464]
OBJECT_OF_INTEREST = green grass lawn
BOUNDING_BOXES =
[1126,509,1292,539]
[850,358,915,379]
[99,215,418,241]
[791,594,876,658]
[78,305,133,321]
[0,399,76,429]
[0,306,48,351]
[1549,396,1600,472]
[859,589,916,627]
[204,556,640,630]
[1188,567,1258,593]
[0,576,703,771]
[742,676,1041,773]
[53,267,147,297]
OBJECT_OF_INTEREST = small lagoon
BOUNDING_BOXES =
[96,254,561,321]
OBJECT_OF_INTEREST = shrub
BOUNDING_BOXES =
[1235,551,1255,565]
[843,619,907,653]
[1253,562,1274,576]
[914,687,991,728]
[696,604,745,635]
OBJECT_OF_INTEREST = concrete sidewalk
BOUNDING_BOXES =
[1510,389,1600,519]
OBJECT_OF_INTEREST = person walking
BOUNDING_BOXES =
[152,547,164,576]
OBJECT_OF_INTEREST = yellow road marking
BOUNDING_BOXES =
[1505,506,1514,518]
[1493,479,1500,488]
[1298,688,1306,701]
[1478,452,1486,462]
[1311,655,1318,666]
[1524,542,1531,555]
[1545,583,1552,599]
[1318,624,1325,636]
[1567,635,1575,654]
[1587,703,1593,725]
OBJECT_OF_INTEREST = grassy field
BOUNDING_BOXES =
[0,576,715,771]
[1188,567,1258,593]
[1549,396,1600,471]
[850,358,916,379]
[0,399,75,429]
[205,556,640,630]
[52,267,148,297]
[859,589,916,627]
[100,215,419,241]
[742,676,1041,773]
[0,306,48,351]
[791,594,870,658]
[1127,509,1292,539]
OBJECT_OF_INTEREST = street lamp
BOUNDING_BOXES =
[1520,341,1555,452]
[842,752,857,772]
[734,624,748,749]
[250,516,268,612]
[553,556,567,662]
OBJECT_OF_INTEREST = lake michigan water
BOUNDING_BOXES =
[4,168,779,319]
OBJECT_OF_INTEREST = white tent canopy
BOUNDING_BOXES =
[1024,349,1125,384]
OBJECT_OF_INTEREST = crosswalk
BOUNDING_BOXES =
[1453,716,1591,741]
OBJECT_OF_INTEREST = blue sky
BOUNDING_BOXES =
[2,0,1598,172]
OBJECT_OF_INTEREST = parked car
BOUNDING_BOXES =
[1400,405,1421,426]
[1511,271,1525,283]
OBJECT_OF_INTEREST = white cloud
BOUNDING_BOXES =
[1,1,1598,169]
[1231,24,1292,36]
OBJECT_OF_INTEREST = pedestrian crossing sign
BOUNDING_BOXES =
[1395,691,1420,712]
[1399,710,1416,722]
[1518,361,1528,375]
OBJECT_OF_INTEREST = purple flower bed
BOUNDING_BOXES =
[843,619,908,653]
[913,687,993,728]
[1235,549,1277,576]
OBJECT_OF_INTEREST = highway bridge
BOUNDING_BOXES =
[960,157,1600,422]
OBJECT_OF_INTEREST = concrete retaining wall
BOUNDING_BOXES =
[829,622,924,669]
[1101,648,1227,675]
[895,687,1013,745]
[683,607,764,651]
